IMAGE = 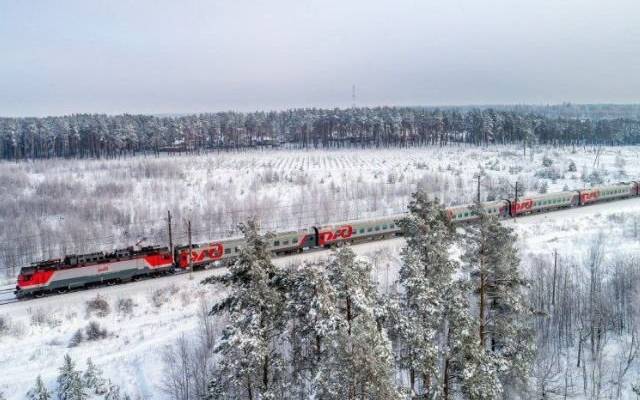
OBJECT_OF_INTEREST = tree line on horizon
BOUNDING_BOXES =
[2,105,640,160]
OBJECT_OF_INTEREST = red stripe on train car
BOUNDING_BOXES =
[17,270,55,288]
[144,253,174,268]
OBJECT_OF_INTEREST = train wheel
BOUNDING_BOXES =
[106,280,117,286]
[56,287,69,294]
[34,291,45,298]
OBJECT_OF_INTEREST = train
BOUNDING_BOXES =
[13,181,640,299]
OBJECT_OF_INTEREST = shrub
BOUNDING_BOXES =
[535,167,562,180]
[151,285,179,308]
[583,170,606,185]
[116,298,134,315]
[85,321,108,341]
[542,155,554,167]
[86,295,111,318]
[0,315,8,336]
[69,329,84,347]
[538,181,549,194]
[30,308,49,326]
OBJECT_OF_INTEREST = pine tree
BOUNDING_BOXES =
[103,380,121,400]
[56,354,87,400]
[27,375,53,400]
[285,261,342,398]
[462,203,534,390]
[204,220,288,400]
[446,281,502,400]
[395,190,457,397]
[83,358,107,395]
[315,247,398,399]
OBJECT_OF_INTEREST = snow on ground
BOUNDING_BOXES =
[1,198,639,399]
[2,144,639,280]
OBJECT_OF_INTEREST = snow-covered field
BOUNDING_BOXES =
[1,144,639,280]
[2,146,640,399]
[1,197,640,399]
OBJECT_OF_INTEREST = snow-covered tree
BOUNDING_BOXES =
[315,247,398,399]
[462,203,534,390]
[27,375,52,400]
[446,281,502,400]
[56,354,87,400]
[395,190,457,397]
[83,358,107,395]
[204,220,288,399]
[285,261,342,398]
[103,380,122,400]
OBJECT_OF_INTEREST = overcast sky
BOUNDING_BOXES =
[1,0,639,117]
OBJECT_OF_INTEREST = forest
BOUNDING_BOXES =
[3,104,640,160]
[162,194,640,399]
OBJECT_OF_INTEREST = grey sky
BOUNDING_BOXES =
[1,0,639,117]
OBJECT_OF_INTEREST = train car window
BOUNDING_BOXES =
[234,247,239,253]
[283,240,288,245]
[374,226,380,231]
[383,225,388,229]
[359,228,365,234]
[367,227,373,232]
[274,240,280,246]
[225,248,230,254]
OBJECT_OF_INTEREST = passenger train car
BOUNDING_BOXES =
[13,181,640,299]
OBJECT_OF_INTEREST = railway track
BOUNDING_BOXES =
[2,195,640,308]
[0,286,17,305]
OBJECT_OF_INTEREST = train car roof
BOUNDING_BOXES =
[526,190,579,201]
[317,213,408,229]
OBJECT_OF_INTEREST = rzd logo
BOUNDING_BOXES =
[581,191,599,203]
[179,243,224,268]
[512,199,533,214]
[318,225,353,245]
